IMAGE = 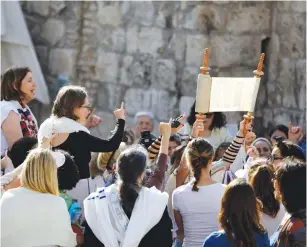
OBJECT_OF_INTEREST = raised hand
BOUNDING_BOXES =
[1,151,12,169]
[39,134,58,149]
[238,118,253,137]
[85,109,103,129]
[191,115,204,138]
[114,102,126,120]
[171,113,186,134]
[160,119,172,138]
[288,122,302,144]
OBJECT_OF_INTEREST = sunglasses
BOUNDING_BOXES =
[269,155,283,162]
[204,113,214,118]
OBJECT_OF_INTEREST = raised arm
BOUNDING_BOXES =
[176,116,203,187]
[223,118,253,169]
[143,120,171,190]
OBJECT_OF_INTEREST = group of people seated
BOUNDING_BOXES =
[0,66,306,247]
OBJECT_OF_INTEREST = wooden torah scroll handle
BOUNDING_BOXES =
[197,48,211,137]
[243,53,265,136]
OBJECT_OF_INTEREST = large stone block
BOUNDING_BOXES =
[137,28,164,56]
[296,60,306,110]
[277,1,306,13]
[132,2,155,26]
[167,32,186,61]
[97,2,121,27]
[107,84,124,111]
[278,58,297,109]
[210,35,261,67]
[49,1,66,16]
[119,55,134,86]
[98,28,125,53]
[277,13,306,58]
[49,48,78,77]
[41,19,65,45]
[124,88,177,121]
[226,3,270,34]
[180,66,198,96]
[185,34,209,66]
[126,27,138,54]
[195,5,227,33]
[112,28,126,53]
[152,59,176,92]
[290,1,306,13]
[119,53,153,87]
[179,96,195,115]
[95,50,119,83]
[27,2,50,17]
[35,46,49,69]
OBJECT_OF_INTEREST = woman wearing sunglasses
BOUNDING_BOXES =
[270,137,306,171]
[38,85,125,209]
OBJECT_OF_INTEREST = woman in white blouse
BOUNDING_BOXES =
[185,102,233,149]
[1,67,38,157]
[0,148,76,247]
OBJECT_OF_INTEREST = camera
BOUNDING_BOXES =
[138,131,157,149]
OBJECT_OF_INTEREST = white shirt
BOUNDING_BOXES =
[172,180,226,247]
[0,100,38,156]
[261,205,286,237]
[1,187,76,247]
[181,125,233,150]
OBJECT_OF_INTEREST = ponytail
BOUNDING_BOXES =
[116,145,147,218]
[119,182,140,218]
[192,156,210,192]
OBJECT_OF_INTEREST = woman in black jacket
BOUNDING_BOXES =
[38,85,125,206]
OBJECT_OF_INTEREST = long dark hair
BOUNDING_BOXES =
[185,138,214,192]
[219,179,266,247]
[117,145,147,218]
[249,165,280,218]
[170,144,186,174]
[187,101,227,130]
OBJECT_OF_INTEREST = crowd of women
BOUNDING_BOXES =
[0,66,306,247]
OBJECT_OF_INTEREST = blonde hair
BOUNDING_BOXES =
[97,142,128,170]
[21,148,59,196]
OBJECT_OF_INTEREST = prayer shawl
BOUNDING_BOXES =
[84,184,168,247]
[38,115,90,143]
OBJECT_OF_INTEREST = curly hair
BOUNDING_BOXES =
[187,101,227,130]
[57,152,80,191]
[185,138,214,192]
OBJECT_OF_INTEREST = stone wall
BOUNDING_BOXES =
[20,1,306,138]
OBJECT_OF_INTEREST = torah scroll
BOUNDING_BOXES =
[196,74,261,113]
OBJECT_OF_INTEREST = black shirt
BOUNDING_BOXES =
[56,119,125,179]
[83,207,173,247]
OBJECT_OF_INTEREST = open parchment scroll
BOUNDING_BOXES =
[195,74,261,113]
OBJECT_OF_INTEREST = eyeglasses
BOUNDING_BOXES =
[80,105,93,111]
[269,155,283,162]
